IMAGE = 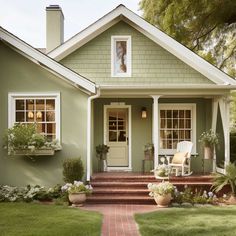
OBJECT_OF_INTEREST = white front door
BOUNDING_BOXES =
[104,106,130,168]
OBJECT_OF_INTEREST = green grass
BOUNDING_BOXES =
[0,202,102,236]
[135,206,236,236]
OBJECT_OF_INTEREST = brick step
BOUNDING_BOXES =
[87,195,155,204]
[91,176,213,183]
[92,188,150,195]
[91,181,213,188]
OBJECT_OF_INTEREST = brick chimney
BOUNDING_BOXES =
[46,5,64,53]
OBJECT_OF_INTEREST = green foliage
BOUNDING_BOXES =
[148,181,174,196]
[198,129,219,147]
[0,184,63,202]
[95,144,109,160]
[212,162,236,196]
[3,123,61,154]
[139,0,236,77]
[62,158,84,183]
[0,203,102,236]
[230,132,236,162]
[135,206,236,236]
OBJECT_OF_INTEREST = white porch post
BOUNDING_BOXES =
[211,98,219,172]
[151,95,161,169]
[219,96,230,169]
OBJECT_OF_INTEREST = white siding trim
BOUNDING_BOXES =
[0,27,96,94]
[8,92,61,141]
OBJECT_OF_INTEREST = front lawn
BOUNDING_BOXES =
[135,206,236,236]
[0,203,102,236]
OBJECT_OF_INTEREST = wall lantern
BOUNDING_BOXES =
[141,107,147,119]
[28,111,34,119]
[36,111,42,119]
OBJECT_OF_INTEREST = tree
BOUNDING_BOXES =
[139,0,236,77]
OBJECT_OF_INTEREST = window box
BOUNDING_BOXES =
[13,149,55,156]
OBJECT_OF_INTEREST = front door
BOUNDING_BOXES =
[105,107,129,167]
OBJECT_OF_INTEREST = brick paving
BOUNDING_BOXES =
[82,204,157,236]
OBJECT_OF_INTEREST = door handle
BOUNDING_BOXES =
[127,137,129,144]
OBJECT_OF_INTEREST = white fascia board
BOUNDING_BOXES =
[48,13,121,60]
[0,27,96,94]
[49,5,236,86]
[120,7,236,86]
[99,84,236,90]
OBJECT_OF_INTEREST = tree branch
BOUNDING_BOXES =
[219,44,236,69]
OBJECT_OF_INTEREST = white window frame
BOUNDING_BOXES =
[159,103,196,155]
[111,35,132,77]
[8,92,61,141]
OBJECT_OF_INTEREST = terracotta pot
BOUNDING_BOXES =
[68,193,86,207]
[154,193,172,208]
[204,146,213,159]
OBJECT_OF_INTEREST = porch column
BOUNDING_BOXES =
[219,96,231,169]
[211,98,219,172]
[151,95,161,169]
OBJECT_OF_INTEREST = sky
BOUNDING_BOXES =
[0,0,141,48]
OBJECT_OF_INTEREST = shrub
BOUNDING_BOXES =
[62,158,84,183]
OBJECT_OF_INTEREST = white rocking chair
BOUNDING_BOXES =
[166,141,193,176]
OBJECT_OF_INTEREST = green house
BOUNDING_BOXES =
[0,5,235,186]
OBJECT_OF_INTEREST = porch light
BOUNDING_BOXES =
[141,107,147,119]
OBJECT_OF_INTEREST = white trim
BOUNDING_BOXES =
[111,35,131,77]
[48,5,236,87]
[158,103,196,155]
[8,92,61,141]
[86,88,101,181]
[151,95,161,168]
[0,27,96,94]
[104,104,132,170]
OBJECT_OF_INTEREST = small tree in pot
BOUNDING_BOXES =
[96,144,110,172]
[199,129,218,159]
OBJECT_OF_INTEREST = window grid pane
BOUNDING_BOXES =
[14,98,56,140]
[160,109,192,150]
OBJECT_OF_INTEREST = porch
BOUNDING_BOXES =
[88,94,230,180]
[87,172,214,204]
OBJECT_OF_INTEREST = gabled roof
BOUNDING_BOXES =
[49,4,236,87]
[0,27,96,94]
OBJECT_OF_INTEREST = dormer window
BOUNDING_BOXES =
[111,36,131,77]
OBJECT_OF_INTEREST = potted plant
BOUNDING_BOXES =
[3,123,61,156]
[144,143,154,160]
[95,144,109,172]
[212,163,236,204]
[148,181,174,207]
[153,164,171,179]
[61,181,92,207]
[199,129,218,159]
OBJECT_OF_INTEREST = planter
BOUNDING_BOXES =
[98,159,108,172]
[144,150,154,160]
[68,193,86,207]
[13,149,55,156]
[204,146,213,159]
[154,193,172,208]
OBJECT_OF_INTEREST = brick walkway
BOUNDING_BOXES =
[82,204,157,236]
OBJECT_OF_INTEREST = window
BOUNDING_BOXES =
[8,93,60,141]
[111,36,131,77]
[159,104,196,154]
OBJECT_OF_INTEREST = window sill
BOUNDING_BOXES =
[12,149,55,156]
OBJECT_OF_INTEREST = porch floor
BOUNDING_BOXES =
[88,172,214,204]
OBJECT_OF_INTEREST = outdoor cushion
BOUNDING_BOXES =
[171,152,187,164]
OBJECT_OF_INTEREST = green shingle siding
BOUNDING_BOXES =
[61,21,213,85]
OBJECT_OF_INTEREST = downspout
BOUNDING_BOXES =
[86,86,100,182]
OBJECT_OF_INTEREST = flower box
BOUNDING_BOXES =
[13,149,55,156]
